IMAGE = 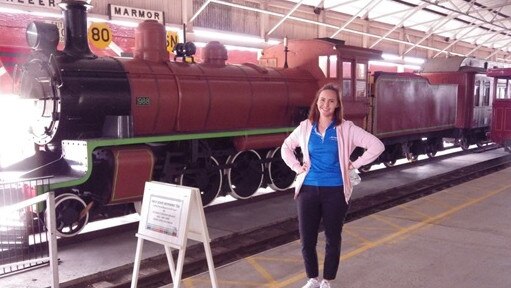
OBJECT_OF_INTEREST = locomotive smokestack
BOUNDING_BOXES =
[58,0,95,58]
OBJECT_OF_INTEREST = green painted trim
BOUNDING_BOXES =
[49,127,295,191]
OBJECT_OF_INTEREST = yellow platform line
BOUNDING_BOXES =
[271,183,511,288]
[252,255,302,264]
[246,257,277,283]
[343,228,374,245]
[421,196,456,209]
[397,204,433,219]
[369,214,404,230]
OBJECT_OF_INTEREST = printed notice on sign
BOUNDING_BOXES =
[146,195,183,237]
[137,181,193,247]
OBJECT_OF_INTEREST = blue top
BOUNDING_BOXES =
[303,122,343,186]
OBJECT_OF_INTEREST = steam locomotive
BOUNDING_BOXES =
[1,0,496,237]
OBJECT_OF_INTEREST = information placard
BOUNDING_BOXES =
[137,182,192,248]
[131,181,217,288]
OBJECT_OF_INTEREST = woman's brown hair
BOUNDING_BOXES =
[307,83,344,125]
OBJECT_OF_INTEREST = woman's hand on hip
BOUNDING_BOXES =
[298,162,309,174]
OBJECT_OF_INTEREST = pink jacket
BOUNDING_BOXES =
[281,119,385,203]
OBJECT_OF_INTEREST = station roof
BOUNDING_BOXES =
[196,0,511,61]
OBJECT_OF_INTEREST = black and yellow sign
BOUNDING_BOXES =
[166,31,179,53]
[88,22,112,49]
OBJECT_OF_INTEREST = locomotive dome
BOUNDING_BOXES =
[203,41,228,65]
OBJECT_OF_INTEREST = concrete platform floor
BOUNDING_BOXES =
[177,166,511,288]
[0,148,509,288]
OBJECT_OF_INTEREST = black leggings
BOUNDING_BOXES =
[297,185,349,280]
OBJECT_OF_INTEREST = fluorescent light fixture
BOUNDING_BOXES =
[194,29,279,45]
[404,64,422,70]
[0,67,6,77]
[0,7,25,14]
[108,19,139,28]
[382,53,402,61]
[369,60,399,67]
[404,56,425,64]
[194,42,262,53]
[30,11,61,18]
[88,16,108,23]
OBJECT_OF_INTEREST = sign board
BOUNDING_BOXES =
[137,182,192,248]
[2,0,59,9]
[109,4,165,24]
[87,22,112,49]
[166,31,179,53]
[131,181,217,288]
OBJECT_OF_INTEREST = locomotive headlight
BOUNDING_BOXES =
[26,21,59,52]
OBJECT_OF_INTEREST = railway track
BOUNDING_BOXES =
[64,151,511,288]
[34,144,503,249]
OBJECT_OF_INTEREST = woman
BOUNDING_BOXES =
[281,83,384,288]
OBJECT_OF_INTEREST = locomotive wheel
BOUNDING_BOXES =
[53,193,89,237]
[459,137,470,151]
[179,156,222,206]
[426,151,437,158]
[226,150,264,199]
[266,147,296,191]
[406,153,419,162]
[383,160,396,168]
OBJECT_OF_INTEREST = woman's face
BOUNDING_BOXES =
[316,89,339,119]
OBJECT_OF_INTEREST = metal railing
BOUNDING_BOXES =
[0,177,59,287]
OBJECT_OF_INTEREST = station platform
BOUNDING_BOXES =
[0,148,509,288]
[178,166,511,288]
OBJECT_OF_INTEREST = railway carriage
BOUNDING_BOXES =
[420,56,495,150]
[486,68,511,152]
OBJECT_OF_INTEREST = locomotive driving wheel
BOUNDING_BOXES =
[406,152,419,162]
[179,156,222,206]
[52,193,89,237]
[226,150,264,199]
[266,147,296,191]
[458,137,470,151]
[426,151,437,158]
[383,160,396,168]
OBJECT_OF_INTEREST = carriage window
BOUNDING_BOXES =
[319,56,328,77]
[496,79,508,99]
[342,62,352,98]
[318,55,337,79]
[482,81,490,106]
[474,80,481,106]
[329,56,337,79]
[356,63,367,98]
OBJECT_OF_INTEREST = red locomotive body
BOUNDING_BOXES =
[486,68,511,152]
[420,56,493,149]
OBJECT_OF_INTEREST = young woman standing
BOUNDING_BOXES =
[281,83,384,288]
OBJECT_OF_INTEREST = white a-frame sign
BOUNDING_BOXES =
[131,181,218,288]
